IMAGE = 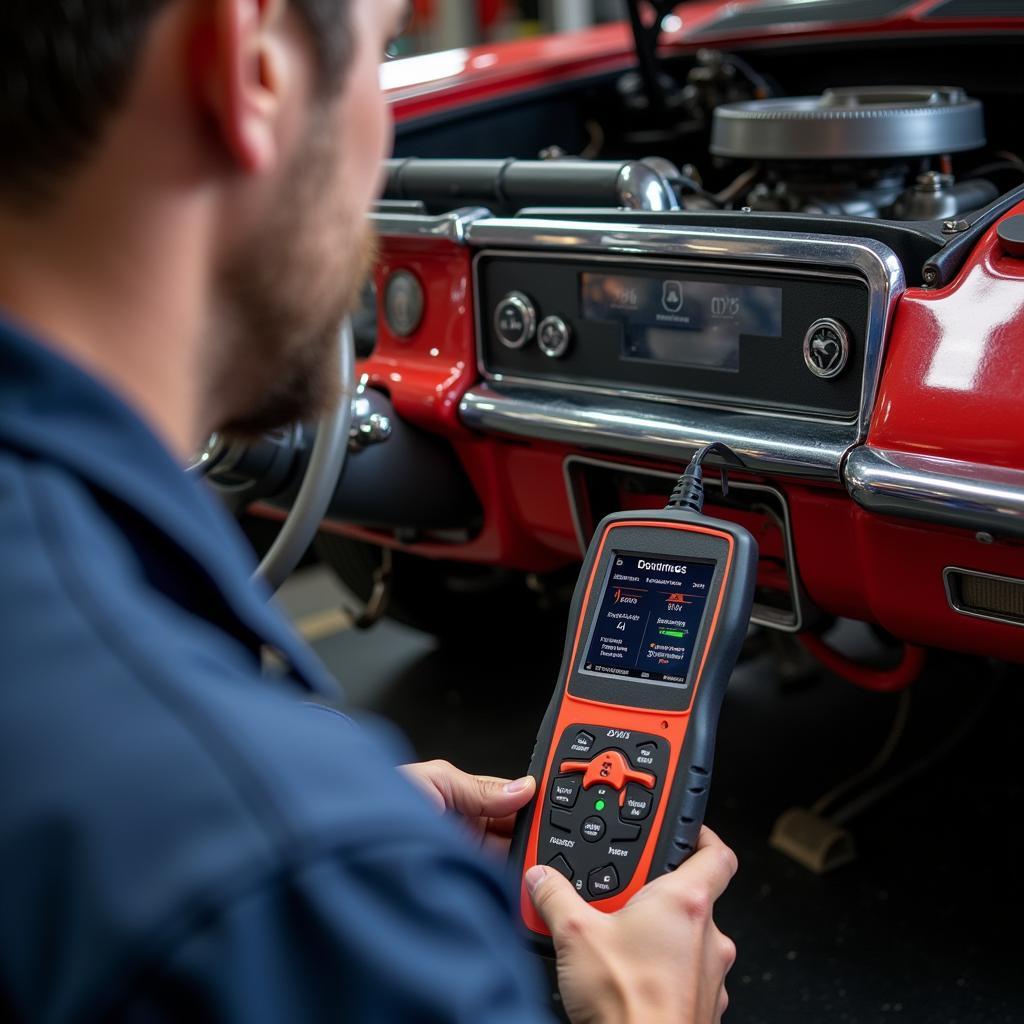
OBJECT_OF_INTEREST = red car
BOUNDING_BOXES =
[211,0,1024,679]
[189,5,1024,1013]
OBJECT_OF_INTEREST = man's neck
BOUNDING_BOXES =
[0,175,213,462]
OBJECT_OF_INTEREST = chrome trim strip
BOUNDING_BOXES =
[846,447,1024,538]
[369,206,490,243]
[463,218,906,442]
[562,455,805,632]
[460,383,853,480]
[943,567,1024,630]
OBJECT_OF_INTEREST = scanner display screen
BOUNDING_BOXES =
[581,552,715,684]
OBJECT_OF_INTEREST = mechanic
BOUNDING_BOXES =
[0,2,737,1021]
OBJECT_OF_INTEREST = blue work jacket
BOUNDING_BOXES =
[0,316,551,1022]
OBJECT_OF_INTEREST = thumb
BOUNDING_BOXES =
[525,865,587,936]
[448,771,537,820]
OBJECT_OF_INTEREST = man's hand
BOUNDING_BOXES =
[401,760,536,856]
[527,826,738,1024]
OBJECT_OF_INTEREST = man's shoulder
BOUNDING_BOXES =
[0,449,484,1016]
[0,446,443,856]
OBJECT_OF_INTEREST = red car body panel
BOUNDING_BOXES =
[871,212,1024,470]
[385,1,1024,123]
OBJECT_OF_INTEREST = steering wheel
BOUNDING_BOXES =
[190,318,356,592]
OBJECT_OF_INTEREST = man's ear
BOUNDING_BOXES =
[194,0,292,173]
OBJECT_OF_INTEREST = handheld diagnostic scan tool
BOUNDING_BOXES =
[509,444,758,949]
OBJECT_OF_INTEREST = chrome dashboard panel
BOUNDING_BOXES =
[464,218,906,445]
[475,249,870,421]
[459,383,853,480]
[846,447,1024,539]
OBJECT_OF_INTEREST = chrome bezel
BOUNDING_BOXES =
[466,219,904,447]
[186,433,225,476]
[472,248,864,426]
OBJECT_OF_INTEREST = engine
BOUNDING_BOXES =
[382,83,1002,228]
[705,85,997,220]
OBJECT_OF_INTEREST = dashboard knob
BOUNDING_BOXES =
[494,291,537,349]
[538,315,572,358]
[803,318,849,379]
[384,270,424,338]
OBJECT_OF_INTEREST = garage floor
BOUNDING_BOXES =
[280,567,1023,1024]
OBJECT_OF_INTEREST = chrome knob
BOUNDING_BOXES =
[494,291,537,349]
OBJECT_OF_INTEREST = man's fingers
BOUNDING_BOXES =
[640,826,738,906]
[398,762,448,812]
[525,865,588,938]
[459,770,536,820]
[695,824,732,856]
[717,987,729,1022]
[403,761,536,819]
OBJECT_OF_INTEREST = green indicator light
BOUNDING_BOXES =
[595,799,606,811]
[660,629,686,638]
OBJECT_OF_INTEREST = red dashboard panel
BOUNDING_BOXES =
[368,241,475,436]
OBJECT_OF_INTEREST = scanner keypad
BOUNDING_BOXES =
[536,724,669,901]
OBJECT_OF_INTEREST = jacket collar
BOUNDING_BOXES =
[0,315,340,697]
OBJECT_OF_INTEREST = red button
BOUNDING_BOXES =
[559,749,655,791]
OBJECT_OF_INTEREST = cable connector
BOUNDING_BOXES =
[666,442,746,514]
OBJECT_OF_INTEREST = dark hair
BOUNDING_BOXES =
[0,0,350,206]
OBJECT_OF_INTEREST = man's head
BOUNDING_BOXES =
[0,0,403,443]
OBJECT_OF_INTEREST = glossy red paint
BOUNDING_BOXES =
[385,1,1024,125]
[784,485,872,622]
[870,204,1024,470]
[846,202,1024,661]
[364,240,476,437]
[384,24,635,123]
[851,510,1024,662]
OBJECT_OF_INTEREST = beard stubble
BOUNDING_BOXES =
[210,110,378,438]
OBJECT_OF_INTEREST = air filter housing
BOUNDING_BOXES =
[710,86,985,160]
